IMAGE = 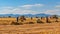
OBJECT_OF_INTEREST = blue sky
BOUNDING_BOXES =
[0,0,59,7]
[0,0,60,15]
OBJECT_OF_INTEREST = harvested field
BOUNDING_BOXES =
[0,23,60,34]
[0,16,60,34]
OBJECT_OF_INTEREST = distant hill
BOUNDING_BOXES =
[0,13,51,17]
[22,13,51,17]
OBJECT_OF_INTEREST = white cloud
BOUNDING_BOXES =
[11,8,41,14]
[0,7,60,15]
[0,6,41,14]
[0,4,44,14]
[20,4,44,9]
[43,5,60,15]
[55,5,60,8]
[44,9,60,15]
[0,4,60,15]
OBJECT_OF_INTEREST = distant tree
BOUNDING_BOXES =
[52,15,58,18]
[20,16,26,20]
[41,17,43,19]
[46,16,51,23]
[8,16,11,18]
[19,16,26,23]
[46,16,48,22]
[37,19,44,23]
[31,17,33,20]
[36,16,38,18]
[52,15,58,22]
[40,17,45,19]
[16,17,19,22]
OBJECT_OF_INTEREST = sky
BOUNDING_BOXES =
[0,0,60,15]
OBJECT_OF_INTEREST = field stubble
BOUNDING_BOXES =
[0,23,60,34]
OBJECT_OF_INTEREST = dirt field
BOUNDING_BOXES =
[0,23,60,34]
